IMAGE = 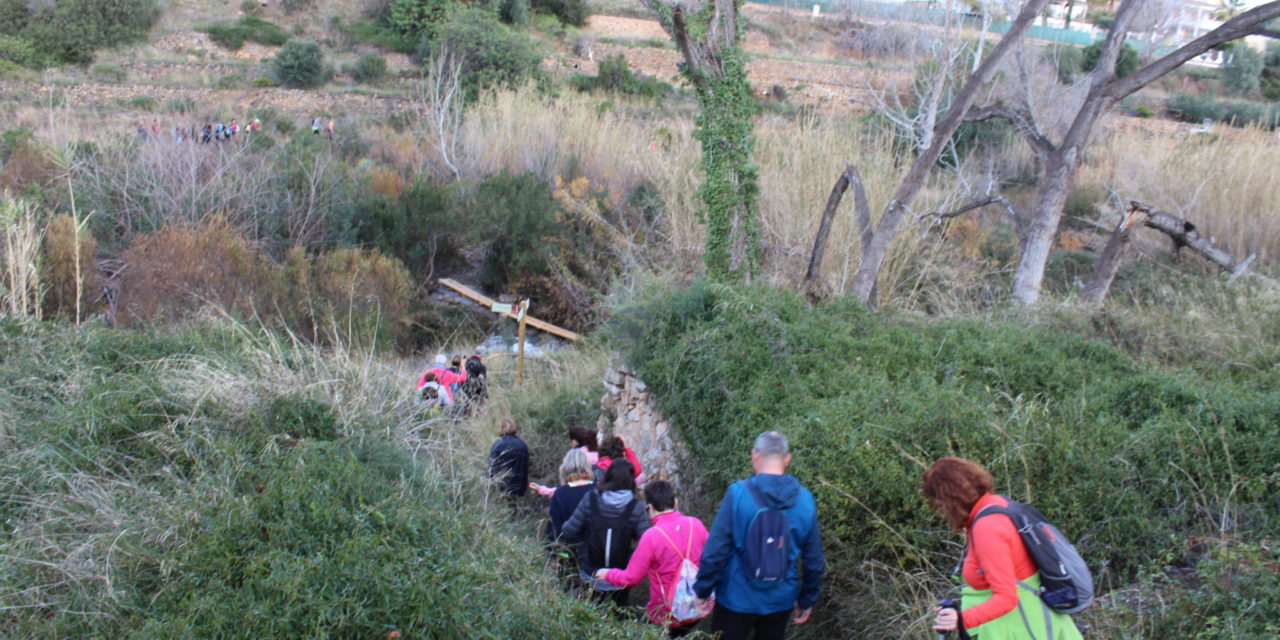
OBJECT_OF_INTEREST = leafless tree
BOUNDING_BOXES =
[417,51,465,180]
[962,0,1280,304]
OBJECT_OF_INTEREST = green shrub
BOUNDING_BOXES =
[272,38,328,88]
[422,7,543,100]
[1134,103,1154,117]
[386,0,455,40]
[1167,92,1225,123]
[570,53,671,98]
[499,0,530,25]
[531,0,589,27]
[469,171,560,292]
[1083,41,1139,78]
[240,0,262,14]
[281,0,315,14]
[215,73,243,89]
[349,20,418,53]
[251,75,274,87]
[164,97,194,112]
[90,62,127,82]
[1046,43,1084,83]
[203,15,290,50]
[338,178,464,278]
[0,34,43,68]
[608,282,1280,637]
[129,95,155,110]
[1221,41,1264,96]
[8,0,157,66]
[351,51,387,83]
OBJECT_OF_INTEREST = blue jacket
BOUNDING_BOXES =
[693,473,825,614]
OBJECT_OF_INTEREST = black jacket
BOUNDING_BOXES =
[488,434,529,497]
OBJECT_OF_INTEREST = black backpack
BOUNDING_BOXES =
[582,492,638,573]
[740,479,791,589]
[970,497,1094,614]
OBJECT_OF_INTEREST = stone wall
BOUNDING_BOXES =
[598,361,681,487]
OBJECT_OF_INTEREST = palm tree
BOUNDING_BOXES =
[1213,0,1247,21]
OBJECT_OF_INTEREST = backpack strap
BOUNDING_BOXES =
[653,516,695,561]
[743,478,767,508]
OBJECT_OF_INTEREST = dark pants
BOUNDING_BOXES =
[710,604,790,640]
[669,621,699,637]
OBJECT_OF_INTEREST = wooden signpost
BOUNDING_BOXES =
[515,299,529,384]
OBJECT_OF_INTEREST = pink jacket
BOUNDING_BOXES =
[603,511,708,626]
[597,447,645,484]
[417,367,467,401]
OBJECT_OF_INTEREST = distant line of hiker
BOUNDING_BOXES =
[133,115,336,144]
[483,418,1088,639]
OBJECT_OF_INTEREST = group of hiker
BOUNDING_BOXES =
[133,116,337,144]
[414,347,489,414]
[485,423,1087,640]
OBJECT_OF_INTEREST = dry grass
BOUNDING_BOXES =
[1080,125,1280,266]
[1,195,43,319]
[457,88,961,300]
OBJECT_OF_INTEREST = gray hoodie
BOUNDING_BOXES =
[560,489,650,547]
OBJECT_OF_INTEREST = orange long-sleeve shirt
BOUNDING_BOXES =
[960,493,1038,629]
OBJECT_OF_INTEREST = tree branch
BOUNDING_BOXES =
[1105,2,1280,100]
[964,104,1056,157]
[930,197,999,220]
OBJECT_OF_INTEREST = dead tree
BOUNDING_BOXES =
[843,0,1054,307]
[1081,201,1278,307]
[965,0,1280,305]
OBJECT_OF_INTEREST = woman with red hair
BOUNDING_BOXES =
[924,457,1081,639]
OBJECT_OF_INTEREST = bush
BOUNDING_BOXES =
[1134,103,1155,118]
[0,34,44,68]
[1167,92,1225,123]
[203,15,290,50]
[351,51,387,83]
[385,0,455,40]
[422,7,543,100]
[129,95,155,110]
[215,73,243,89]
[93,62,130,83]
[1167,92,1279,129]
[570,54,670,98]
[468,171,560,293]
[281,0,315,13]
[1046,43,1084,83]
[272,38,328,88]
[498,0,529,25]
[339,178,464,277]
[164,97,194,112]
[1221,41,1264,96]
[531,0,589,27]
[9,0,157,66]
[608,282,1280,637]
[251,75,274,87]
[1082,41,1139,78]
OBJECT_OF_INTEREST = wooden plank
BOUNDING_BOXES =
[437,278,582,342]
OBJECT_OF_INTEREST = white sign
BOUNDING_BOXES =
[491,302,513,314]
[516,301,529,321]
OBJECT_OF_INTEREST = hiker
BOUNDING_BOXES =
[230,119,238,137]
[568,426,600,467]
[488,419,529,498]
[418,354,466,405]
[448,355,464,398]
[692,430,825,640]
[596,435,644,484]
[531,447,596,539]
[312,118,322,135]
[561,459,649,607]
[594,480,710,637]
[201,124,213,144]
[327,118,335,139]
[417,371,451,409]
[925,457,1084,640]
[459,347,489,410]
[252,118,261,132]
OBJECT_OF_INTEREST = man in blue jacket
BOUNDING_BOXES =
[694,431,825,640]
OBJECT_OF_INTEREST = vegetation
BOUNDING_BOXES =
[350,51,388,83]
[1220,41,1264,96]
[0,0,157,66]
[531,0,589,27]
[570,54,672,98]
[201,15,290,50]
[1082,40,1139,79]
[421,7,544,101]
[272,38,328,88]
[0,319,662,639]
[608,279,1280,638]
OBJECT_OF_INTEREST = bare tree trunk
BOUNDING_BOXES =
[1011,146,1079,304]
[1080,202,1147,307]
[849,0,1053,307]
[803,165,870,292]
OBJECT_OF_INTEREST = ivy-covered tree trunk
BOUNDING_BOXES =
[694,55,760,280]
[646,0,760,282]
